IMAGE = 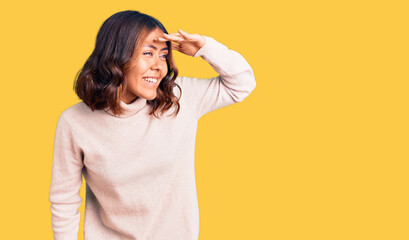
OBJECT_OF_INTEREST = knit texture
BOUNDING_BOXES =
[49,36,256,240]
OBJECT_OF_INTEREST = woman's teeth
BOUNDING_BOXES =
[143,77,158,83]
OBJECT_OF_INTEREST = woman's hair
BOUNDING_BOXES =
[74,10,181,118]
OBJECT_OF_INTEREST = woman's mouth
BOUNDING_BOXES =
[143,77,158,83]
[142,77,159,87]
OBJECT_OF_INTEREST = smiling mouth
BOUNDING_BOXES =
[142,77,158,83]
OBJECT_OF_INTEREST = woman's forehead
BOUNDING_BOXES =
[142,28,167,47]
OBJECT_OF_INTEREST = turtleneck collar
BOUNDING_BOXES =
[104,97,148,118]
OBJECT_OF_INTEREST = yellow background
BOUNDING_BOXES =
[0,0,408,239]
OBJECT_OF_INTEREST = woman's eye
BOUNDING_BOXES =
[143,52,167,59]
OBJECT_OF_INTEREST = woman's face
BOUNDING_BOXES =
[121,28,169,103]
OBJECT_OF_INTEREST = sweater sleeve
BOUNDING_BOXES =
[49,113,84,240]
[178,35,256,119]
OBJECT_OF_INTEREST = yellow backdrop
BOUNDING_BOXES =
[0,0,408,239]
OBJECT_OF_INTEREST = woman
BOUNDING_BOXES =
[49,10,256,240]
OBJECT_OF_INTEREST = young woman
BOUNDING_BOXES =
[49,10,256,240]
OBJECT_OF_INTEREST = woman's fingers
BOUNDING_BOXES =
[156,36,167,42]
[177,29,191,39]
[155,30,203,56]
[162,33,184,43]
[170,42,181,52]
[154,38,181,52]
[156,30,197,44]
[155,35,183,44]
[166,33,182,37]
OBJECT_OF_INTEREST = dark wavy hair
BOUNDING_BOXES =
[74,10,181,118]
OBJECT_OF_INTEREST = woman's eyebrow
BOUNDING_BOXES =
[144,44,169,51]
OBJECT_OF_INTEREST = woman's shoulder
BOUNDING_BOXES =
[59,101,97,122]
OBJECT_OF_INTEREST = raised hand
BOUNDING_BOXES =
[155,29,206,57]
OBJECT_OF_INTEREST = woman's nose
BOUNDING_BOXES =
[151,56,162,71]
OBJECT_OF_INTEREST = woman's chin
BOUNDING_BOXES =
[145,94,157,101]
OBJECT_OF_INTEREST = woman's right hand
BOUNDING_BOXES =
[156,29,206,57]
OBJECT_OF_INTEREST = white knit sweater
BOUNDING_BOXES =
[49,35,256,240]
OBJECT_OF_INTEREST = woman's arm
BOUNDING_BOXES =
[49,114,84,240]
[159,30,256,119]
